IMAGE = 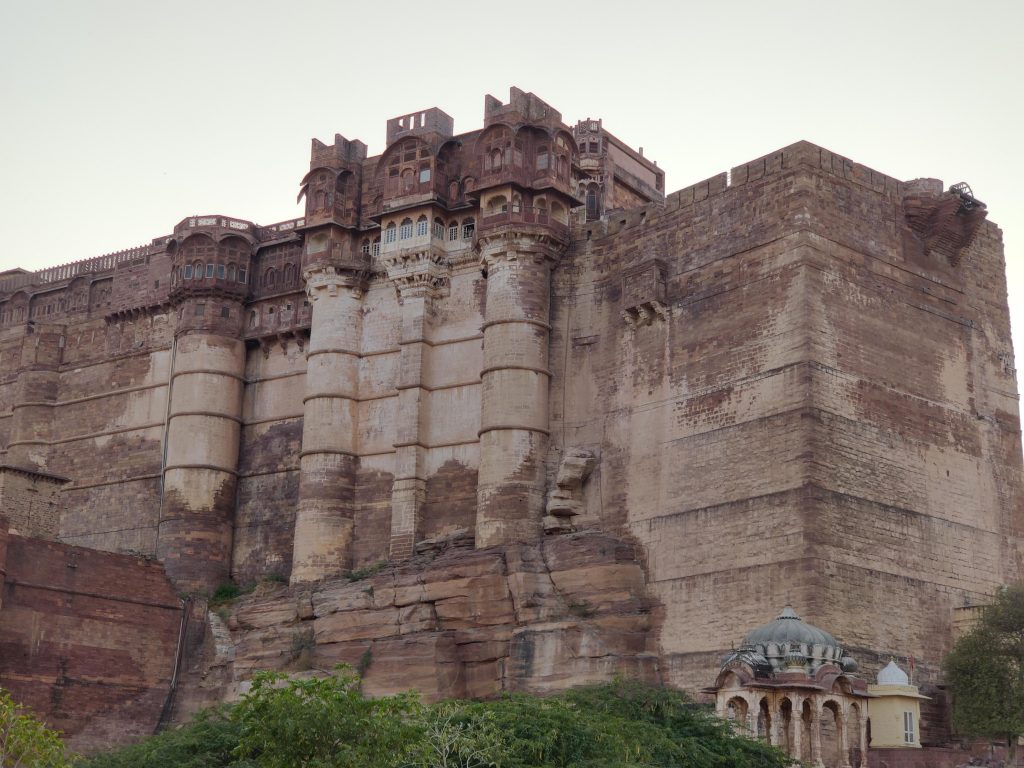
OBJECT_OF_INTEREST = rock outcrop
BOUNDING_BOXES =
[173,530,660,720]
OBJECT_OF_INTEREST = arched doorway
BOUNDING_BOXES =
[819,700,843,768]
[848,702,863,768]
[779,697,794,756]
[801,699,813,760]
[756,697,772,743]
[725,696,749,733]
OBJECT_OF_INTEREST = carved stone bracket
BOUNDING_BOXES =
[544,448,597,534]
[303,264,366,301]
[622,300,669,327]
[383,249,450,303]
[477,230,568,273]
[903,179,988,267]
[621,257,668,327]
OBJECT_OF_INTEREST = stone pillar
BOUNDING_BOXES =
[791,702,803,763]
[858,711,868,764]
[811,704,824,768]
[475,236,562,548]
[290,266,364,583]
[839,706,852,768]
[390,292,430,559]
[158,325,245,593]
[0,515,8,612]
[7,328,62,470]
[385,253,447,559]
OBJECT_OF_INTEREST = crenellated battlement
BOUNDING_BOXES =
[0,244,160,295]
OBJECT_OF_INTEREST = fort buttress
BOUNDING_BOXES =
[0,88,1020,753]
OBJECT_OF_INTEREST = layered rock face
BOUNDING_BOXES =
[174,531,659,720]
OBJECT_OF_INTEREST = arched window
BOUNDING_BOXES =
[283,263,296,284]
[551,201,567,225]
[490,148,502,172]
[248,310,257,328]
[384,222,397,244]
[183,264,194,279]
[416,215,428,237]
[194,261,204,279]
[401,168,414,194]
[206,263,215,278]
[217,263,226,279]
[486,196,507,216]
[227,263,237,281]
[399,218,413,240]
[461,217,475,240]
[371,236,381,257]
[448,220,459,241]
[265,267,277,287]
[432,217,445,239]
[448,181,459,201]
[586,185,600,221]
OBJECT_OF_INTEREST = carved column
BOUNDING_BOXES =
[475,233,564,548]
[791,701,803,763]
[384,251,448,559]
[290,265,364,583]
[838,705,852,768]
[810,702,824,768]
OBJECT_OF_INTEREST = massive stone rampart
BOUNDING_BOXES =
[0,96,1019,755]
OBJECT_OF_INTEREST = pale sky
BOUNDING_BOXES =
[1,0,1021,372]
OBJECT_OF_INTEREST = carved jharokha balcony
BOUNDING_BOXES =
[479,206,570,243]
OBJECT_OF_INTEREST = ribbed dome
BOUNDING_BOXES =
[743,606,839,648]
[877,660,910,685]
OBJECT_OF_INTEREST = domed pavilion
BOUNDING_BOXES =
[705,606,870,767]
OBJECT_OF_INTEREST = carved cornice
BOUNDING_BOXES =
[622,300,669,327]
[477,230,568,271]
[303,264,368,301]
[383,248,450,303]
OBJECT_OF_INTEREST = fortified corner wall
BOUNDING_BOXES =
[547,141,1023,692]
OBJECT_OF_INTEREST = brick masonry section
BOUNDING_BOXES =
[0,517,182,754]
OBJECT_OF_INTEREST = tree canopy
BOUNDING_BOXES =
[0,688,73,768]
[943,584,1024,760]
[77,671,790,768]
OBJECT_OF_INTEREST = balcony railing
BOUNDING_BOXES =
[480,206,569,241]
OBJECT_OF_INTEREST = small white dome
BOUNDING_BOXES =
[878,660,909,685]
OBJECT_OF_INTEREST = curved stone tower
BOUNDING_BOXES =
[473,92,577,547]
[290,135,369,583]
[157,219,252,592]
